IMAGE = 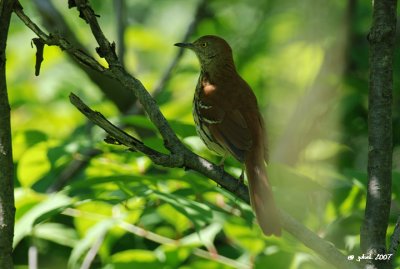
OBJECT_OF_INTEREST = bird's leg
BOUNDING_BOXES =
[218,155,226,175]
[234,166,245,193]
[216,155,228,183]
[238,168,245,184]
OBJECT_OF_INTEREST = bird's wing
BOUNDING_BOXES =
[197,97,253,162]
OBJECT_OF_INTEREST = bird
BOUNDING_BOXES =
[175,35,281,236]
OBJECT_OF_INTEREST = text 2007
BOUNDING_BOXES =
[375,254,393,260]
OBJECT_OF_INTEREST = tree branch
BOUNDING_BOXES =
[32,0,136,112]
[127,0,209,114]
[13,3,107,73]
[0,0,16,268]
[15,1,359,268]
[69,93,359,269]
[43,0,208,191]
[361,0,397,268]
[150,0,209,100]
[63,208,251,269]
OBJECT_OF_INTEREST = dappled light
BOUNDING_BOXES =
[1,0,398,268]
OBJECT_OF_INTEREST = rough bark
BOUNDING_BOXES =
[361,0,397,268]
[15,1,362,268]
[70,93,360,269]
[32,0,135,113]
[0,0,16,268]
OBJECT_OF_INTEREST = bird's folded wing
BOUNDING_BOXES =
[199,103,252,162]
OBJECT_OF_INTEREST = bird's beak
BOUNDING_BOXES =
[174,42,194,49]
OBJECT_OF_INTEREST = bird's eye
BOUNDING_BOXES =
[201,42,207,47]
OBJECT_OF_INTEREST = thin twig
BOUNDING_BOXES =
[192,248,251,269]
[47,148,102,193]
[69,93,183,167]
[32,0,136,112]
[15,1,360,268]
[63,208,251,269]
[13,3,107,73]
[28,245,38,269]
[69,92,359,269]
[72,0,185,153]
[80,231,105,269]
[35,0,209,191]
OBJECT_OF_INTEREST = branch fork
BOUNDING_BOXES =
[13,1,361,268]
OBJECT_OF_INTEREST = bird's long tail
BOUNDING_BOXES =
[245,145,281,236]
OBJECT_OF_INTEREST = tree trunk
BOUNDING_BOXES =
[361,0,397,268]
[0,0,17,268]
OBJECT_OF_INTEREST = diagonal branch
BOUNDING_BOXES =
[69,93,359,269]
[128,0,209,113]
[44,0,208,191]
[33,0,136,112]
[15,1,359,268]
[14,4,106,73]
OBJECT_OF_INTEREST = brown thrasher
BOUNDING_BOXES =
[175,35,281,236]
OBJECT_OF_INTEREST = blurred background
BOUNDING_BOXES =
[7,0,400,268]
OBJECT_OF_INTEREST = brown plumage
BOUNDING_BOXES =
[175,35,281,236]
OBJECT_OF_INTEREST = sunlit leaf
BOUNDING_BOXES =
[155,244,191,268]
[108,249,162,269]
[14,193,72,247]
[73,201,114,237]
[69,219,116,269]
[153,190,213,230]
[180,223,223,248]
[157,203,191,233]
[17,141,51,187]
[33,222,78,247]
[224,217,265,255]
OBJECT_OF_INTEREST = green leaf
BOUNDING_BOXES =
[152,190,213,230]
[180,259,232,269]
[157,203,191,233]
[14,188,46,220]
[180,223,223,248]
[108,249,162,269]
[169,120,197,138]
[33,222,79,247]
[73,201,114,237]
[17,141,51,187]
[14,193,72,247]
[13,129,48,160]
[155,245,191,268]
[120,115,157,131]
[224,217,265,255]
[69,219,116,269]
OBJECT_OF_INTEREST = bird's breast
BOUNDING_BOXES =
[201,77,217,96]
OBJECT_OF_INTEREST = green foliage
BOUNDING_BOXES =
[8,0,399,268]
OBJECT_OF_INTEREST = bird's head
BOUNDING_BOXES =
[175,35,234,69]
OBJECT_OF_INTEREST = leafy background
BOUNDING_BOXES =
[7,0,400,268]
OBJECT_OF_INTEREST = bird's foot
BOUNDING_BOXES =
[233,170,245,193]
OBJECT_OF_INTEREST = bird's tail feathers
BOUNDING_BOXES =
[245,146,281,236]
